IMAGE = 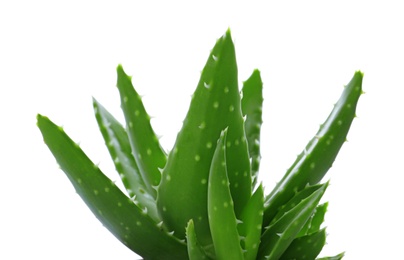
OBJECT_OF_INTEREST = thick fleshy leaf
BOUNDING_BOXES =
[238,184,264,260]
[280,228,326,260]
[317,252,345,260]
[93,98,160,222]
[298,202,328,237]
[116,65,167,197]
[269,184,326,226]
[263,71,363,226]
[37,115,187,260]
[258,182,328,260]
[157,30,251,245]
[208,129,244,260]
[186,219,212,260]
[241,69,263,187]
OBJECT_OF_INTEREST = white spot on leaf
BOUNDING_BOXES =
[199,122,206,129]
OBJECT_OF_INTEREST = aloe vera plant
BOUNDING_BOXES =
[37,30,363,260]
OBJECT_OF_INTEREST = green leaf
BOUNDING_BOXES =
[263,71,363,226]
[241,69,263,187]
[37,115,187,260]
[298,202,328,237]
[317,252,345,260]
[92,99,160,223]
[258,182,328,260]
[157,29,251,245]
[269,184,325,226]
[186,219,212,260]
[238,184,264,260]
[208,129,244,260]
[116,65,167,197]
[280,228,326,260]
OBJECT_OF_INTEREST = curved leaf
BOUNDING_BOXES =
[280,228,326,260]
[317,252,345,260]
[157,30,251,245]
[238,184,264,260]
[263,71,363,226]
[93,98,160,222]
[208,129,244,260]
[37,115,187,260]
[298,202,328,237]
[186,219,212,260]
[241,69,263,187]
[116,65,167,197]
[258,182,328,260]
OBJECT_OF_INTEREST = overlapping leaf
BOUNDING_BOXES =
[37,115,187,259]
[93,98,160,222]
[116,65,167,197]
[157,30,251,245]
[263,71,363,226]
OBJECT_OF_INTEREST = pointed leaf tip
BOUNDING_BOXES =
[225,28,232,37]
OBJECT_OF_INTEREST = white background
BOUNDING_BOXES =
[1,1,403,259]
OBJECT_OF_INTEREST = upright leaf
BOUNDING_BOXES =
[241,69,263,186]
[186,219,212,260]
[116,65,167,197]
[208,129,244,260]
[157,30,251,245]
[93,99,160,222]
[238,184,264,260]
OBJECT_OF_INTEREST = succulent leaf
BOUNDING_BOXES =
[208,129,244,260]
[186,219,212,260]
[116,65,167,197]
[92,98,160,223]
[157,30,251,245]
[37,30,362,259]
[258,182,328,260]
[241,69,263,187]
[269,183,326,226]
[36,115,187,260]
[263,71,363,226]
[316,252,345,260]
[298,202,328,237]
[279,228,326,260]
[238,184,264,260]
